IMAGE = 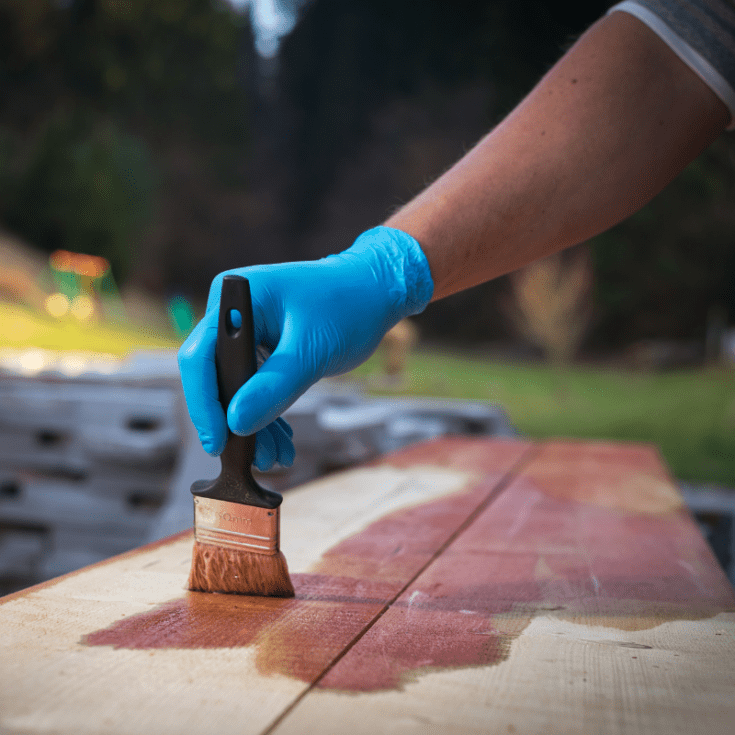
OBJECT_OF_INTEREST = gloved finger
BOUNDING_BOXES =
[228,324,314,437]
[270,418,295,467]
[275,416,294,438]
[177,310,228,456]
[254,420,295,471]
[254,425,277,472]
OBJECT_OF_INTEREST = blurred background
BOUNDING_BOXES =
[1,0,735,593]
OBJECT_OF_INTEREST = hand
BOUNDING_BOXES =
[178,226,433,470]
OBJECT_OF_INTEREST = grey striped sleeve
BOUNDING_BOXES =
[609,0,735,128]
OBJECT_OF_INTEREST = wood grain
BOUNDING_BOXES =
[0,437,532,735]
[272,441,735,735]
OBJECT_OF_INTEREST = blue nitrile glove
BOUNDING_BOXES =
[178,226,434,470]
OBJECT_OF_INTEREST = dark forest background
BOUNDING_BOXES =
[2,0,735,351]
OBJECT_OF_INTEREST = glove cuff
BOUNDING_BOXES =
[347,226,434,318]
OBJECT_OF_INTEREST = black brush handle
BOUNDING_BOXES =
[216,275,257,430]
[200,274,282,509]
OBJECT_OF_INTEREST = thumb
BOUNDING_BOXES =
[227,328,314,437]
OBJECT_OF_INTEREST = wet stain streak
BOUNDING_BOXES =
[82,574,401,682]
[83,574,398,649]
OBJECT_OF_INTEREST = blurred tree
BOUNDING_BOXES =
[57,0,248,144]
[591,135,735,348]
[0,0,254,283]
[0,111,154,279]
[502,246,594,366]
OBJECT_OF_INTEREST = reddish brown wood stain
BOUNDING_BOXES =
[82,439,735,693]
[84,592,288,650]
[317,448,735,691]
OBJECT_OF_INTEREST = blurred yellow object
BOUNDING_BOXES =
[70,294,95,322]
[5,313,34,341]
[381,319,418,376]
[44,292,70,318]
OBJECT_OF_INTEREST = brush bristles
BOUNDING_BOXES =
[188,541,295,597]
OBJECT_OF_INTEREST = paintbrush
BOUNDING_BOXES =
[187,274,295,597]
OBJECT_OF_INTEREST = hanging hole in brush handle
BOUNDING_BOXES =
[226,308,242,335]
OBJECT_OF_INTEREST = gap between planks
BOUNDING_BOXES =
[260,441,542,735]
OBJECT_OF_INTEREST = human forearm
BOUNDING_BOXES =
[385,11,729,300]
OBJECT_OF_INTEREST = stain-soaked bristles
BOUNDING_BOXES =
[188,542,295,597]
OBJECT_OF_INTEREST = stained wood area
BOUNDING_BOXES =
[1,438,734,735]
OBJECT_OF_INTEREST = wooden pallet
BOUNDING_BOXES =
[1,437,733,735]
[0,374,183,586]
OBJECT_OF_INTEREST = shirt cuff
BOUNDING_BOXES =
[609,0,735,129]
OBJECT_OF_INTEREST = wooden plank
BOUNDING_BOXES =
[272,441,735,735]
[0,437,532,735]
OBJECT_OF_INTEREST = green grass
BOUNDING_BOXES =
[349,348,735,486]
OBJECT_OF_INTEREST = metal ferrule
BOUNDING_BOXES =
[193,497,280,555]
